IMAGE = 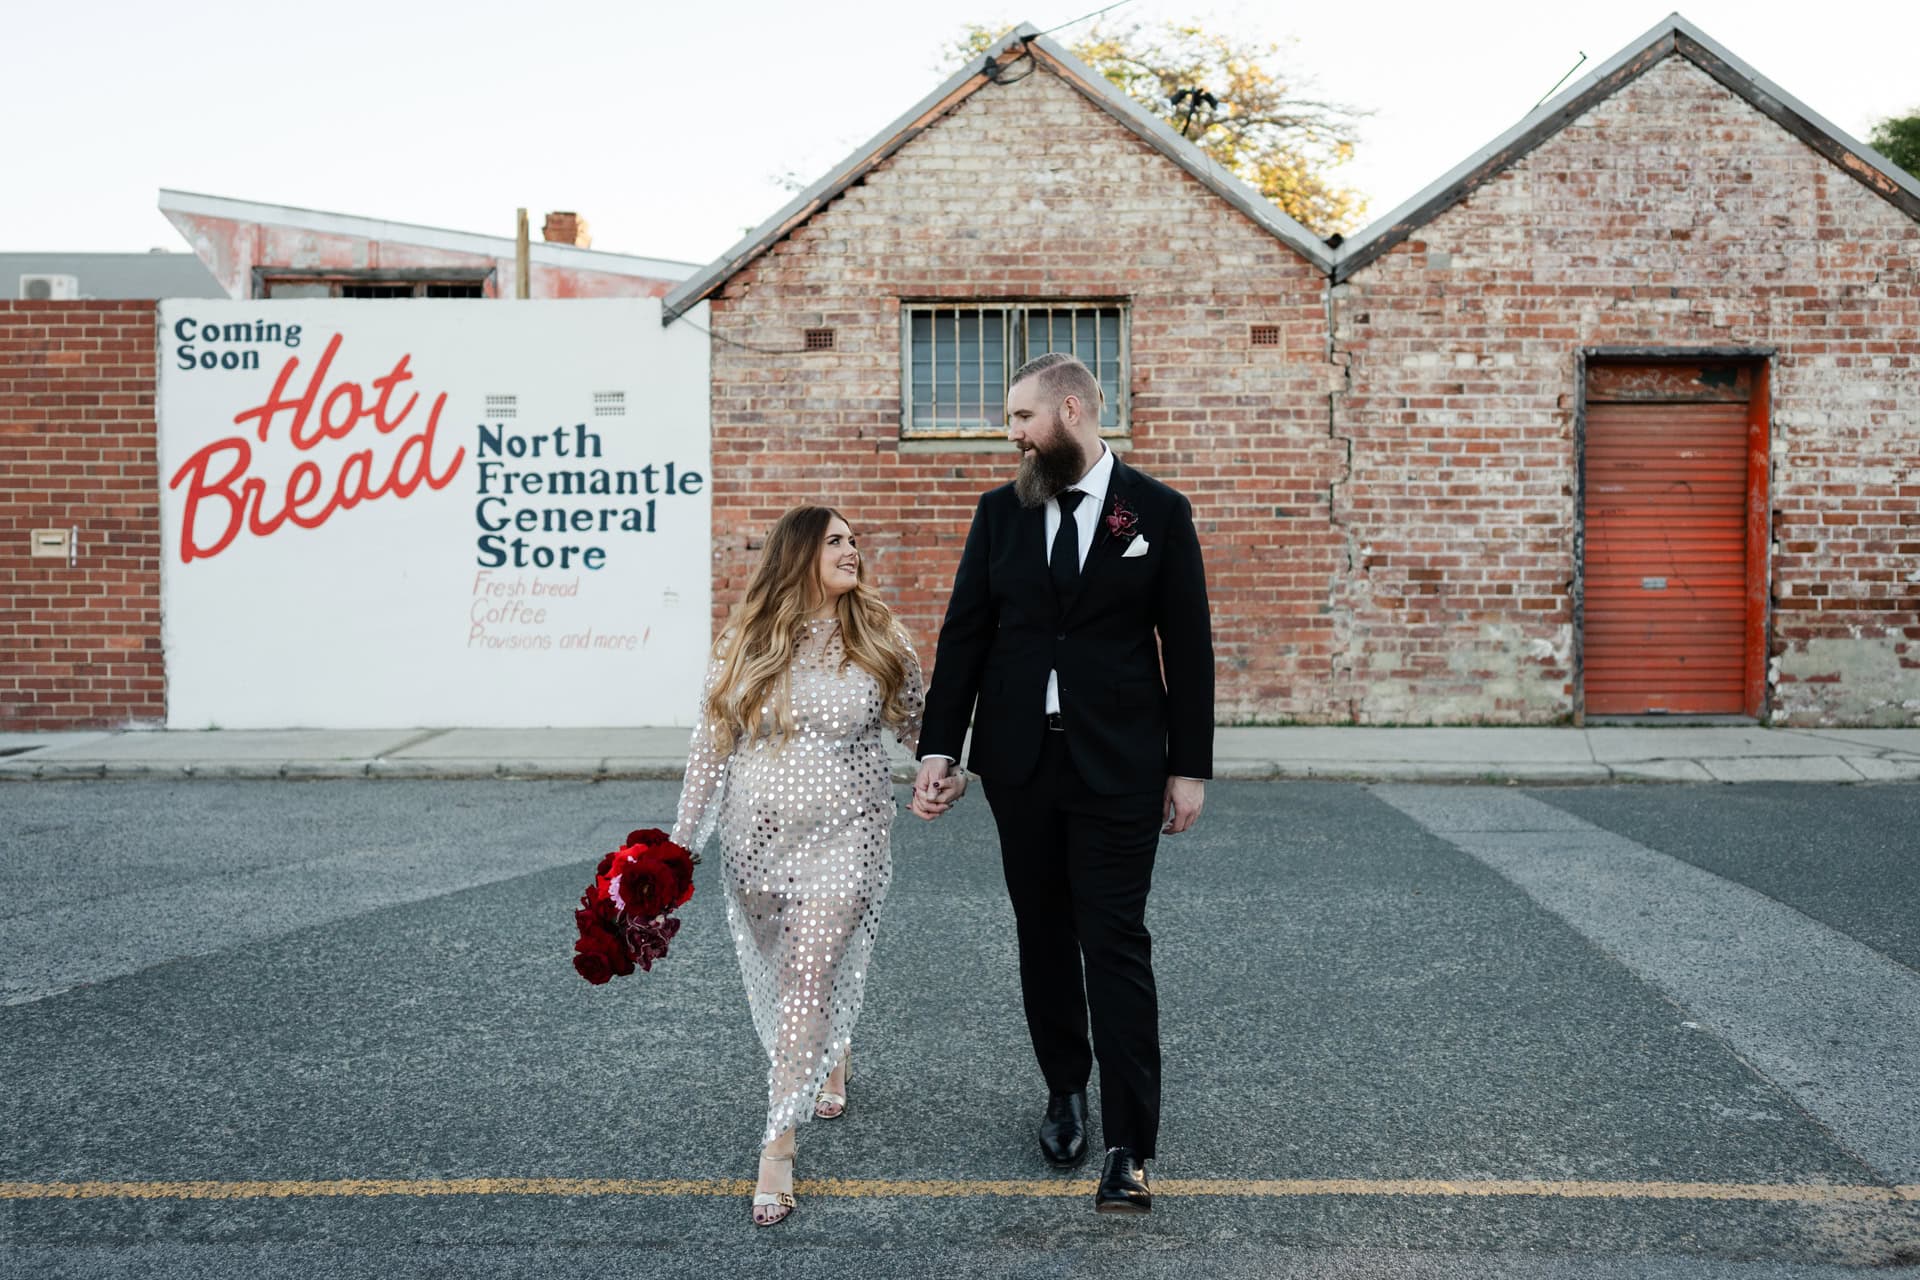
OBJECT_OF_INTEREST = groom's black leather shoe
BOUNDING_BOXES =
[1038,1090,1088,1167]
[1094,1147,1151,1214]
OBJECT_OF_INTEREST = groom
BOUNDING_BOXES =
[912,352,1213,1214]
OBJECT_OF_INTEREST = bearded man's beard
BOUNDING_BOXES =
[1014,419,1088,508]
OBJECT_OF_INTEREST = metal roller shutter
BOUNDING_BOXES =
[1582,397,1751,715]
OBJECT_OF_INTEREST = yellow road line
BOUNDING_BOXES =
[2,1177,1916,1205]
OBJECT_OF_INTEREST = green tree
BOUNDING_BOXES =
[1868,111,1920,181]
[945,20,1368,236]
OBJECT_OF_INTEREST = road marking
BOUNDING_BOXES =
[0,830,603,1006]
[1,1177,1915,1204]
[1370,785,1920,1187]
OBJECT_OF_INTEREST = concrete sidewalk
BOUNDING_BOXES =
[3,724,1919,784]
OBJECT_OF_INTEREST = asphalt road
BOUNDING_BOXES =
[2,779,1916,1279]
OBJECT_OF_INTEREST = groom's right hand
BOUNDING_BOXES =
[910,757,956,821]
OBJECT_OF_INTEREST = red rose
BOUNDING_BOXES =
[604,847,643,880]
[573,917,633,983]
[570,830,693,983]
[579,887,620,929]
[574,904,616,938]
[618,856,677,918]
[656,847,696,907]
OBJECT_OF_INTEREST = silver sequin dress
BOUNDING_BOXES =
[670,619,925,1144]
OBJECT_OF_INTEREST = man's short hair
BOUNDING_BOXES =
[1010,351,1104,417]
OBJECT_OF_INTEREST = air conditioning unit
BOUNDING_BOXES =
[19,274,80,300]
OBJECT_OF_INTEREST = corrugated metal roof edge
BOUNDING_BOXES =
[1330,12,1920,282]
[660,22,1334,324]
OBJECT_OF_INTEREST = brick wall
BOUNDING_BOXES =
[5,57,1915,732]
[706,64,1346,723]
[1332,57,1920,725]
[0,302,164,730]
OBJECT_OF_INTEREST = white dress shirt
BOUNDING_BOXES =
[1044,443,1114,715]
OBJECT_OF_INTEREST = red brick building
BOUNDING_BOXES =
[664,22,1344,726]
[1329,19,1920,726]
[5,16,1915,730]
[665,15,1919,727]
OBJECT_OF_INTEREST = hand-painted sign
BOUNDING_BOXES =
[158,298,711,728]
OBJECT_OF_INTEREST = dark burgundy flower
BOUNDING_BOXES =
[624,912,683,971]
[1105,499,1139,541]
[624,827,670,849]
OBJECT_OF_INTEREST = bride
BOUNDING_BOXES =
[669,504,960,1226]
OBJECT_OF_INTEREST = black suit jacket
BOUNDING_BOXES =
[919,457,1213,795]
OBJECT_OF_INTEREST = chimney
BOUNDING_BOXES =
[542,211,591,248]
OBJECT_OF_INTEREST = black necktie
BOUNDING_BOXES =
[1051,489,1086,599]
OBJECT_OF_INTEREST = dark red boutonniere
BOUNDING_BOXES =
[572,828,696,984]
[1105,498,1140,542]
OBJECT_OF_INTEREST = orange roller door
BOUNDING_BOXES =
[1583,400,1750,714]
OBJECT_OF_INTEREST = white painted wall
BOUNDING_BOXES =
[157,298,711,728]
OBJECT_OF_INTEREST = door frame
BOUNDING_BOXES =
[1572,346,1774,724]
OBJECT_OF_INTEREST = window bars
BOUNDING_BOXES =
[903,303,1126,437]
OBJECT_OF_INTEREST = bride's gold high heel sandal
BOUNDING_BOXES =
[814,1050,851,1120]
[752,1149,795,1227]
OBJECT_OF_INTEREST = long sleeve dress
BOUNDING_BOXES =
[669,617,925,1145]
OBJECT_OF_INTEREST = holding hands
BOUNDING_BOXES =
[910,757,968,821]
[912,759,1203,832]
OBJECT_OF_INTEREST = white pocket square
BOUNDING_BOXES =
[1121,536,1150,558]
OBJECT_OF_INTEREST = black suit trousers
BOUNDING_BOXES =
[983,728,1163,1160]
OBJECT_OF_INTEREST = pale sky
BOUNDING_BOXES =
[4,0,1915,265]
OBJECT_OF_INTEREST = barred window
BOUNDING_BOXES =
[902,302,1126,438]
[257,269,491,299]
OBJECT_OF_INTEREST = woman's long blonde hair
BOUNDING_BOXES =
[703,505,912,755]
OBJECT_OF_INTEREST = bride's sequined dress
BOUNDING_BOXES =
[670,619,925,1143]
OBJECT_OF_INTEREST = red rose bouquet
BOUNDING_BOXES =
[572,828,696,984]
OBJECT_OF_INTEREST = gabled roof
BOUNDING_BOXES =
[662,22,1334,323]
[158,189,697,281]
[1332,12,1920,282]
